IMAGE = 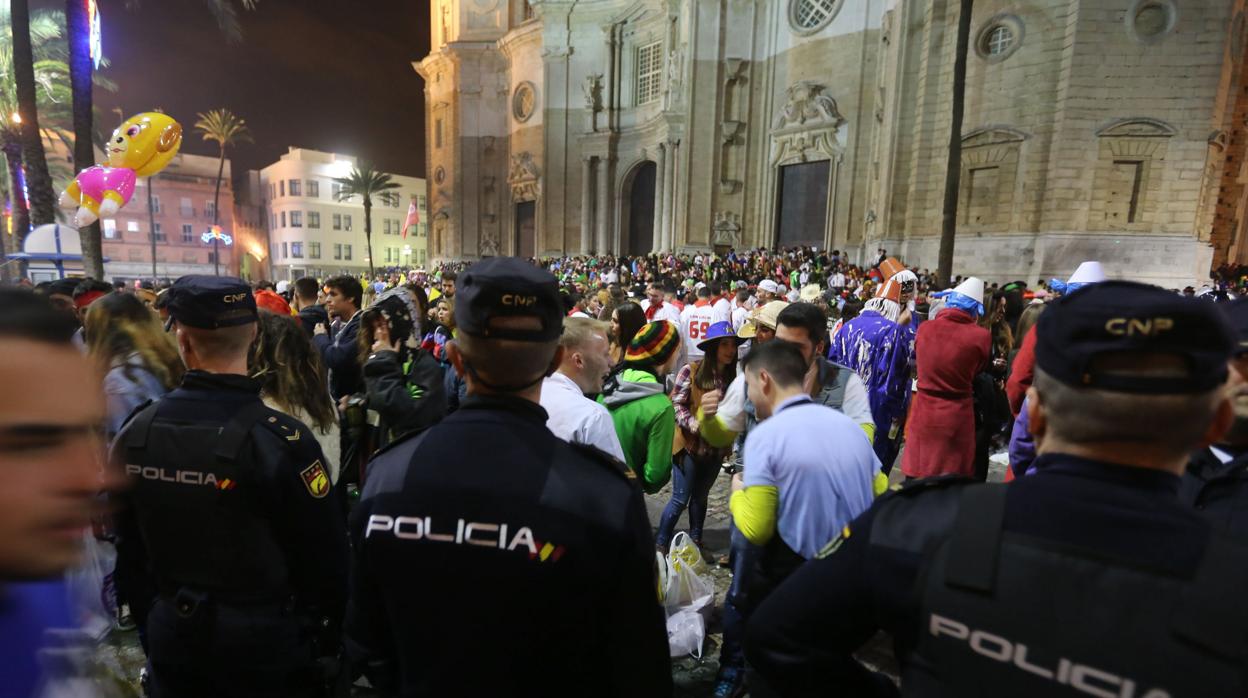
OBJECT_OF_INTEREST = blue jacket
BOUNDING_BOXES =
[314,312,363,399]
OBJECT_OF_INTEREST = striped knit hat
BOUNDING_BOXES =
[625,320,681,366]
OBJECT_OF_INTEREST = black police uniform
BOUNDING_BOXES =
[113,276,349,698]
[344,258,672,697]
[744,282,1248,697]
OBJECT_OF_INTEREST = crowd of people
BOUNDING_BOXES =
[3,244,1248,697]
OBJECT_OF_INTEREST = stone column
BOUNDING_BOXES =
[660,141,676,251]
[653,144,666,252]
[596,157,611,254]
[580,156,594,254]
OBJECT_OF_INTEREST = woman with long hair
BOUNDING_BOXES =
[655,322,743,551]
[608,301,646,367]
[250,312,342,482]
[83,292,184,441]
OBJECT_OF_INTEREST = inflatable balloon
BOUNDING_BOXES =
[59,112,183,226]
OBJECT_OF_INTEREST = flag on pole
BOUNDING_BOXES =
[402,196,420,239]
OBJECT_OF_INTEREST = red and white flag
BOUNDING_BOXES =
[402,196,420,239]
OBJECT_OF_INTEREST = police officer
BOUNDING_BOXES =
[744,281,1248,697]
[345,257,672,696]
[1182,296,1248,541]
[113,276,348,698]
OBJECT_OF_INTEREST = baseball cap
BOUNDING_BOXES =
[454,257,563,342]
[166,275,258,330]
[759,279,779,294]
[1035,281,1233,395]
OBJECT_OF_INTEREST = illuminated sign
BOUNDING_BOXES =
[87,0,102,71]
[201,226,233,245]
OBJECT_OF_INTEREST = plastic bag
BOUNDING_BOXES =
[663,532,712,612]
[666,607,707,658]
[64,533,116,640]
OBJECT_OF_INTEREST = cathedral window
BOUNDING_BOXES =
[975,15,1024,63]
[1127,0,1176,43]
[983,25,1013,56]
[635,42,663,106]
[788,0,842,35]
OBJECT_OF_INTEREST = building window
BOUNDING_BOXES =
[343,244,352,260]
[280,211,286,227]
[1127,0,1177,43]
[291,211,303,227]
[279,180,285,197]
[332,182,343,198]
[181,224,194,243]
[291,241,303,258]
[207,251,217,264]
[282,242,288,259]
[205,201,216,220]
[333,243,342,260]
[151,195,161,214]
[310,242,321,259]
[179,197,193,217]
[290,179,302,196]
[270,213,277,229]
[332,213,342,230]
[307,179,319,197]
[435,119,443,149]
[127,220,139,233]
[269,183,275,200]
[308,211,320,229]
[344,214,352,231]
[635,42,663,106]
[419,249,426,265]
[150,223,165,242]
[383,219,391,235]
[103,219,117,239]
[975,15,1024,63]
[788,0,842,35]
[418,194,426,208]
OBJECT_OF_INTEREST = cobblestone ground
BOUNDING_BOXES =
[96,451,1009,697]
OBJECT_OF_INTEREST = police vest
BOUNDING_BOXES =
[903,485,1248,697]
[815,359,852,412]
[122,401,291,600]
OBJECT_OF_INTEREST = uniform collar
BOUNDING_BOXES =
[179,369,262,395]
[459,394,550,425]
[1031,453,1181,493]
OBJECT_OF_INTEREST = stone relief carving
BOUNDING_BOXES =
[1095,117,1177,138]
[711,212,742,248]
[508,152,542,202]
[770,82,846,166]
[583,73,603,132]
[482,176,497,224]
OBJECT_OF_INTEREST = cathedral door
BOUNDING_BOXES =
[775,161,830,248]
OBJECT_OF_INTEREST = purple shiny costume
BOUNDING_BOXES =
[829,309,915,469]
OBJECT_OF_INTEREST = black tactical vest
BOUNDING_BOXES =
[123,400,290,600]
[903,486,1248,698]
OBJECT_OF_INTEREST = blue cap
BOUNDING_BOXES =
[166,275,257,330]
[454,257,563,342]
[697,321,745,352]
[1035,281,1232,395]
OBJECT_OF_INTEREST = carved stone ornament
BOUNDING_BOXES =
[508,152,542,202]
[513,82,537,123]
[1095,117,1177,138]
[711,212,742,248]
[583,74,603,112]
[480,231,501,256]
[770,81,846,166]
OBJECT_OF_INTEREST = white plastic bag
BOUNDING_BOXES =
[661,533,714,657]
[666,607,707,658]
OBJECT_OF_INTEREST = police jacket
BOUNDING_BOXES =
[113,371,349,627]
[744,454,1248,698]
[345,394,672,697]
[362,347,447,448]
[1182,447,1248,542]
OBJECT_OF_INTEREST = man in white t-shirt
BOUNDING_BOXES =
[679,285,730,362]
[730,288,751,334]
[641,282,682,326]
[710,281,732,320]
[540,317,626,461]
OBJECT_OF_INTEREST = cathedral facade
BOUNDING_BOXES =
[416,0,1248,287]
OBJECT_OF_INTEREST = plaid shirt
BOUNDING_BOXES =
[671,362,729,458]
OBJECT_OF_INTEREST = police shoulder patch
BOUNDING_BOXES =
[566,442,632,481]
[299,460,331,499]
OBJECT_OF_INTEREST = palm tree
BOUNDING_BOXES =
[936,0,974,288]
[66,0,101,277]
[334,163,399,279]
[194,109,251,275]
[123,0,259,44]
[9,0,58,232]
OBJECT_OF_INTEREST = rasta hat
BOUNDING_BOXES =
[625,320,681,367]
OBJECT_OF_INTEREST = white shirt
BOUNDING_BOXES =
[730,306,750,333]
[679,301,730,362]
[540,372,626,462]
[641,299,683,326]
[716,366,874,434]
[712,297,732,320]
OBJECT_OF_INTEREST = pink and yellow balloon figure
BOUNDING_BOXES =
[59,112,183,226]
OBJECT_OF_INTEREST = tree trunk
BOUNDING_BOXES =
[10,0,57,232]
[363,196,375,279]
[67,0,102,279]
[212,145,225,275]
[937,0,974,288]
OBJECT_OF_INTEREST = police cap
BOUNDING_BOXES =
[1035,280,1232,394]
[166,275,258,330]
[454,257,562,342]
[1223,298,1248,357]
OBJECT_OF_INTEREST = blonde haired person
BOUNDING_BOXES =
[83,292,184,441]
[250,311,342,482]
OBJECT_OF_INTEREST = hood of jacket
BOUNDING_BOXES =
[600,368,665,408]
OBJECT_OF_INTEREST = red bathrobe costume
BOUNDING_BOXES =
[901,307,990,478]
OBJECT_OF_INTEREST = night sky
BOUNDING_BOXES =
[47,0,432,178]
